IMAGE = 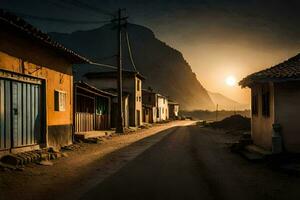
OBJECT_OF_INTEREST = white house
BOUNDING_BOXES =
[240,53,300,153]
[157,94,169,122]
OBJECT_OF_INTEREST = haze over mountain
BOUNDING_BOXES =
[208,91,249,111]
[50,23,215,110]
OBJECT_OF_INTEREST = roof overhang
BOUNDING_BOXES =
[0,9,90,64]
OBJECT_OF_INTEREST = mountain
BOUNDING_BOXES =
[50,23,214,110]
[208,91,249,111]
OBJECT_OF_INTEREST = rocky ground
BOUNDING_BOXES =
[0,120,193,200]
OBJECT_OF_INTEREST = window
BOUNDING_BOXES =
[139,96,141,102]
[96,96,108,115]
[54,90,66,111]
[137,80,140,91]
[251,94,258,115]
[262,89,270,117]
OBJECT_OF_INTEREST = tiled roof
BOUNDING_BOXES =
[240,53,300,87]
[0,9,89,64]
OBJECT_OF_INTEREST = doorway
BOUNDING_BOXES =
[0,79,42,151]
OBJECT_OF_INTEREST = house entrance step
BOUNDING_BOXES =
[75,130,114,140]
[245,144,272,156]
[239,149,265,161]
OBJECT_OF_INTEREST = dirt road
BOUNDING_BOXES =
[80,125,300,200]
[0,120,193,200]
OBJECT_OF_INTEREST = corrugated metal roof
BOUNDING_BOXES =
[240,53,300,87]
[75,81,117,97]
[0,9,90,64]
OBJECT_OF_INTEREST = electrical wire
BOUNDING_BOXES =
[13,12,112,24]
[125,30,137,72]
[88,61,117,70]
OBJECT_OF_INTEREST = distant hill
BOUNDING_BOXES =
[50,23,214,110]
[208,91,249,110]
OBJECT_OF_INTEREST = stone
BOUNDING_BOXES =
[0,155,22,166]
[50,153,57,160]
[38,160,53,166]
[40,152,50,161]
[61,152,68,158]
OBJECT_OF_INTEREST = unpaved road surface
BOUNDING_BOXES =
[80,125,300,200]
[0,120,193,200]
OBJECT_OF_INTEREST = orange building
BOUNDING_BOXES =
[0,10,89,155]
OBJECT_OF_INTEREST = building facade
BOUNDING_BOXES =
[157,94,169,122]
[168,100,180,119]
[75,82,115,133]
[240,53,300,153]
[142,89,169,123]
[85,71,144,127]
[142,89,157,123]
[0,10,88,155]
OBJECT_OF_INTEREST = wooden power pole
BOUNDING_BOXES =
[215,104,218,122]
[116,8,126,133]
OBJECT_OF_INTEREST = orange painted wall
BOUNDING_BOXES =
[0,51,73,126]
[0,26,74,148]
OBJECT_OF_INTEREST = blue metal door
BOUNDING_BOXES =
[0,79,41,151]
[12,81,41,148]
[0,79,11,150]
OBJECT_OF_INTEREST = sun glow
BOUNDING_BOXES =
[225,75,237,87]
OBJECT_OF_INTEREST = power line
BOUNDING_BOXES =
[125,30,137,72]
[13,12,112,24]
[88,61,117,70]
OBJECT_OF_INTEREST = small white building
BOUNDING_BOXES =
[240,53,300,153]
[142,89,169,123]
[157,94,169,122]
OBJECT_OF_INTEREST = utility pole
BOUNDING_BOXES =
[115,8,126,133]
[215,104,218,122]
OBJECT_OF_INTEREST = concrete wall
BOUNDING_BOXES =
[0,28,74,149]
[135,77,142,126]
[169,104,179,118]
[142,91,157,123]
[157,96,169,121]
[274,81,300,152]
[88,75,142,127]
[251,83,275,150]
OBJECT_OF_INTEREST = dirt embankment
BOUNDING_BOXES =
[209,115,251,131]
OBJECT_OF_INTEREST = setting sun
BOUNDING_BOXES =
[225,75,237,87]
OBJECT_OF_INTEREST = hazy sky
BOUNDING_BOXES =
[1,0,300,104]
